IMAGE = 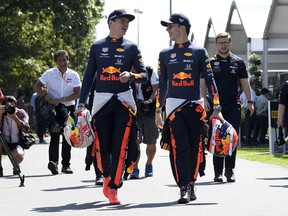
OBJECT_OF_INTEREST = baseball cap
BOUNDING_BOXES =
[161,13,191,31]
[107,9,135,24]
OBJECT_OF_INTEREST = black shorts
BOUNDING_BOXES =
[137,114,159,145]
[2,142,24,155]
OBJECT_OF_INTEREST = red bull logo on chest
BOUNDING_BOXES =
[100,66,121,81]
[171,72,194,87]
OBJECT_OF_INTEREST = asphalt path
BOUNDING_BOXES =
[0,139,287,216]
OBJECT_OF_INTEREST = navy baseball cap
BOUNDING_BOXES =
[107,9,135,24]
[161,13,191,30]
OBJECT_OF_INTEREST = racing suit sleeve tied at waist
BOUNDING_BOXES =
[91,89,136,116]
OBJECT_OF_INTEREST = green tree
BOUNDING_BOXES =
[248,53,262,95]
[0,0,104,97]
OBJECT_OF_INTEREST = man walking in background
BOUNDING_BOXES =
[34,50,81,175]
[202,32,254,183]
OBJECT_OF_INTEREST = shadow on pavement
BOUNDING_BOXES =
[31,200,219,213]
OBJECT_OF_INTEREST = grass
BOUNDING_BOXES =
[237,146,288,168]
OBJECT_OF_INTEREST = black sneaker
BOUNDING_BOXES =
[189,184,197,201]
[178,185,191,204]
[61,166,73,174]
[0,166,3,177]
[224,168,235,182]
[95,176,103,186]
[214,173,223,182]
[48,161,59,175]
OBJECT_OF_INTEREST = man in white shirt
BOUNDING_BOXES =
[34,50,81,175]
[252,88,269,144]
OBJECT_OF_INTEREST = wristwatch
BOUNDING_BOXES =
[213,104,222,111]
[247,100,253,104]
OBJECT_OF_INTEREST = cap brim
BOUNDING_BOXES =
[161,20,173,27]
[120,14,135,22]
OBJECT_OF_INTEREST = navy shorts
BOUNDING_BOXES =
[2,142,24,155]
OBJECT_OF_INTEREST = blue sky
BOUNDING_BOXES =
[96,0,272,69]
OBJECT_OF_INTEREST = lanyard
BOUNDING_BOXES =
[59,71,68,83]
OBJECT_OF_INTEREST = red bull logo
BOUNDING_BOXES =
[172,72,194,87]
[214,130,230,155]
[220,135,231,155]
[102,66,121,74]
[173,72,191,80]
[100,66,121,81]
[214,128,222,152]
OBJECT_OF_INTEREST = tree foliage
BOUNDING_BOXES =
[0,0,104,97]
[248,53,262,95]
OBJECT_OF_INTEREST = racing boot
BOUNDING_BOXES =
[103,176,111,198]
[189,182,197,201]
[177,185,191,204]
[109,189,121,205]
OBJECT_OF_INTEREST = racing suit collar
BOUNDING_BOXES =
[107,36,124,43]
[174,40,190,48]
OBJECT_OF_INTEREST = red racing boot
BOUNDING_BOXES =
[103,176,111,198]
[109,189,121,205]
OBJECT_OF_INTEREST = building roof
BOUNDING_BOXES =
[263,0,288,39]
[225,0,247,59]
[203,18,217,56]
[204,1,248,61]
[262,0,288,87]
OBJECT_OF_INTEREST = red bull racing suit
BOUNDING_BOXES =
[157,41,220,188]
[79,36,147,189]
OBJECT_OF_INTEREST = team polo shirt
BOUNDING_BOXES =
[39,67,81,106]
[157,41,219,108]
[210,53,248,106]
[79,36,147,104]
[279,82,288,116]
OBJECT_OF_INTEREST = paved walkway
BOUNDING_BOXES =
[0,139,287,216]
